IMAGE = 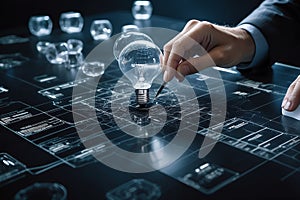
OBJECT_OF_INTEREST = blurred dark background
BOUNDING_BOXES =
[1,0,264,30]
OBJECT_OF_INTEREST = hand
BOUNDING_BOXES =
[162,20,255,82]
[282,75,300,111]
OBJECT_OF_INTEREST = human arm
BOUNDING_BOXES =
[162,20,255,82]
[238,0,300,66]
[162,0,300,110]
[239,0,300,111]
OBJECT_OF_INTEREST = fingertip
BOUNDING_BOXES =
[178,76,184,82]
[163,70,172,82]
[283,92,300,111]
[281,98,287,108]
[283,100,292,111]
[175,72,184,82]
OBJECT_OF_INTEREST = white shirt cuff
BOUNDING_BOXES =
[237,24,269,69]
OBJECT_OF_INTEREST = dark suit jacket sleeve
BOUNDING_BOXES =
[239,0,300,67]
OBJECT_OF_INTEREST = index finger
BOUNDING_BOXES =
[163,20,200,72]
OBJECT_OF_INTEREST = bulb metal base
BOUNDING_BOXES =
[135,89,149,105]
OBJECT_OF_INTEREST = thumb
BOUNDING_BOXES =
[282,75,300,111]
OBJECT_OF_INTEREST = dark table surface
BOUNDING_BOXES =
[0,11,300,200]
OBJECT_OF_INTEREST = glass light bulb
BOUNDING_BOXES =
[113,32,153,61]
[118,40,162,105]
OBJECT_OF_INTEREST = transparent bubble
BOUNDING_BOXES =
[44,42,69,64]
[90,19,112,40]
[28,16,53,36]
[82,61,105,77]
[118,40,162,90]
[113,32,153,61]
[59,12,84,33]
[132,1,153,20]
[36,41,51,54]
[67,39,83,53]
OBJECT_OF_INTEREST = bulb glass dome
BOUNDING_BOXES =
[113,32,153,61]
[118,40,162,90]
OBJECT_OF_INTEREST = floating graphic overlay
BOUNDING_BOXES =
[72,27,227,173]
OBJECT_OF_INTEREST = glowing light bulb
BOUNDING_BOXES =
[118,40,162,105]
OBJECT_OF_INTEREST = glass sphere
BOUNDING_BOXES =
[132,1,153,20]
[59,12,84,33]
[28,15,53,36]
[82,61,105,77]
[90,19,112,40]
[113,32,153,61]
[118,40,162,90]
[36,41,51,54]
